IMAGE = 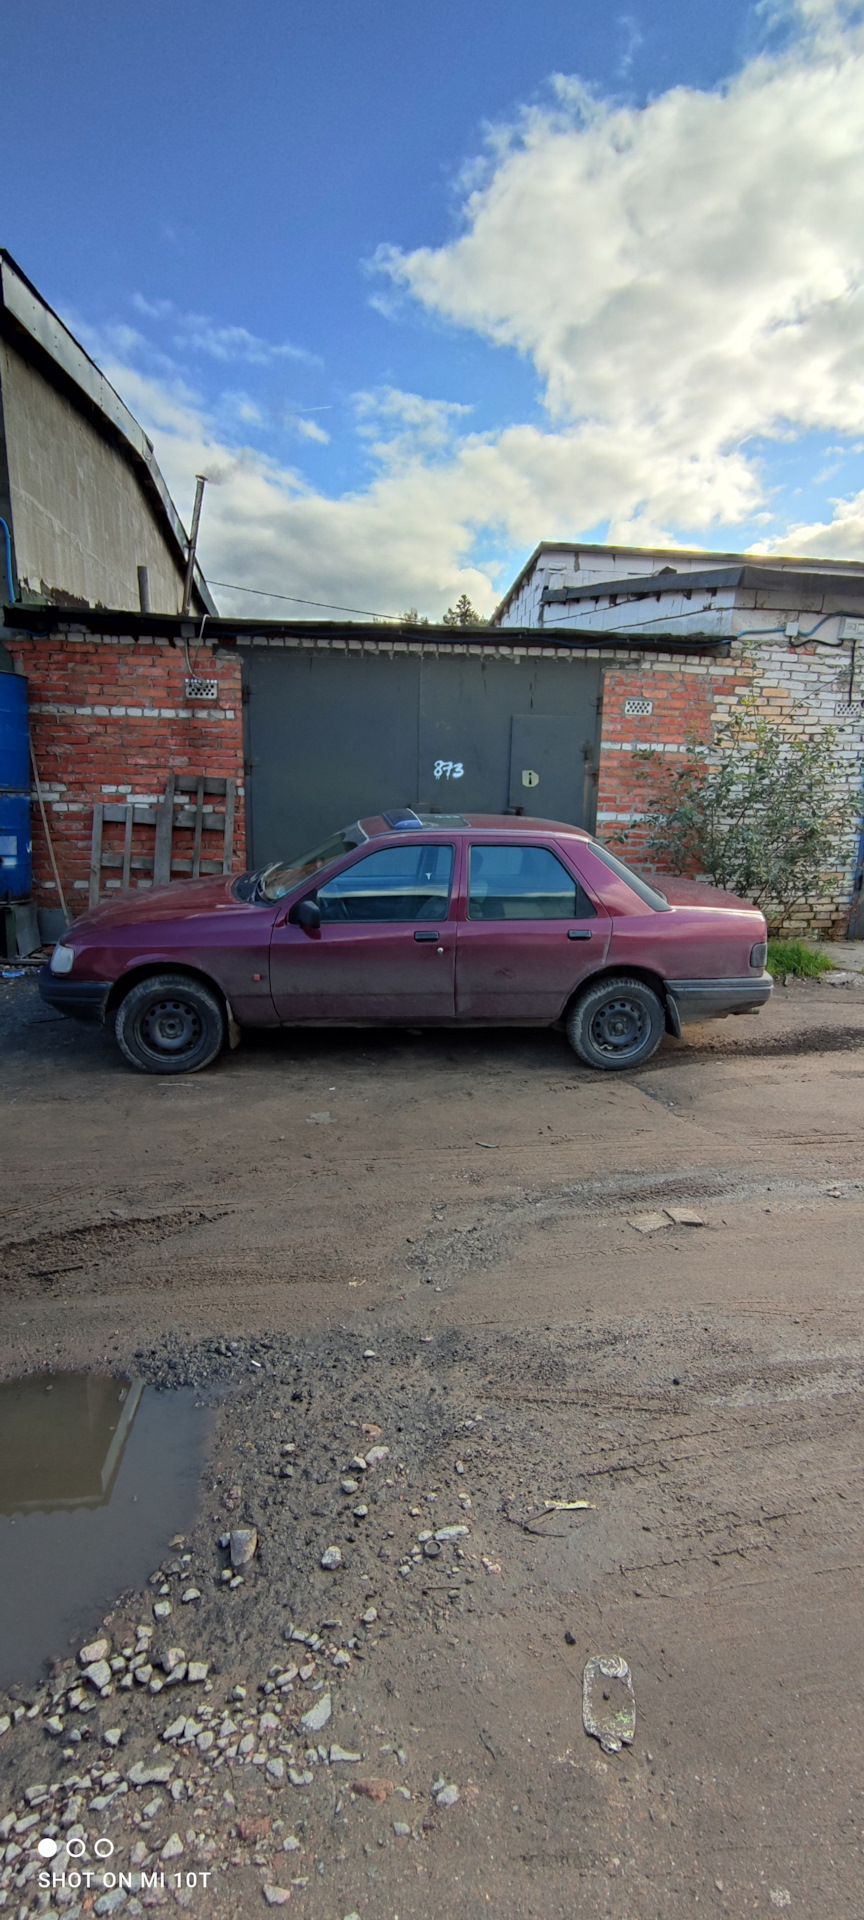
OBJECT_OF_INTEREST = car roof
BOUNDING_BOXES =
[358,810,593,840]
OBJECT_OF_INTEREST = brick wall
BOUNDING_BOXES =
[596,657,748,858]
[7,629,245,917]
[596,643,864,935]
[7,623,861,937]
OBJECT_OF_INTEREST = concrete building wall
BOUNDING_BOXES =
[0,338,187,614]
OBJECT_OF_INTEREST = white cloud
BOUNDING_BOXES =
[760,485,864,558]
[293,415,330,444]
[354,386,472,460]
[133,293,318,366]
[616,13,644,80]
[101,362,495,617]
[175,315,317,366]
[377,0,864,536]
[90,2,864,612]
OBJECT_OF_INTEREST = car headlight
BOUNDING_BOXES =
[50,943,75,975]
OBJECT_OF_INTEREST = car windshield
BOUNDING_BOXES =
[589,841,670,910]
[258,825,368,901]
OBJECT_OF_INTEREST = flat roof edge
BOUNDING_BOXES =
[2,604,734,651]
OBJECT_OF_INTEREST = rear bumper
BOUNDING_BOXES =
[666,972,773,1027]
[39,965,112,1024]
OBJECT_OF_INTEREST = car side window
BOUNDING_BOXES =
[468,845,597,921]
[317,843,455,923]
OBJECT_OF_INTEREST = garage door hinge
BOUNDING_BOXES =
[241,684,251,704]
[244,756,255,774]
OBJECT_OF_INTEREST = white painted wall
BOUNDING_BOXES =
[497,543,864,645]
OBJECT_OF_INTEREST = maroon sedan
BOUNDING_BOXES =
[39,808,772,1074]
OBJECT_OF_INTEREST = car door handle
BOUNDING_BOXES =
[414,929,439,942]
[568,929,593,940]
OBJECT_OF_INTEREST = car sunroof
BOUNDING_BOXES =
[382,809,468,830]
[381,808,422,829]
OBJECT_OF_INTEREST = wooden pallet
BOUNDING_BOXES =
[89,774,236,906]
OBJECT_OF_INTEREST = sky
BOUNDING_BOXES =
[5,0,864,619]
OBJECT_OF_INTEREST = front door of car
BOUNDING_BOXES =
[269,840,458,1022]
[455,842,610,1020]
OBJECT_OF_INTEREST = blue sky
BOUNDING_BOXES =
[5,0,864,616]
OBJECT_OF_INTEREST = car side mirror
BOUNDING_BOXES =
[289,895,321,932]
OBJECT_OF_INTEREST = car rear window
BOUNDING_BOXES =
[588,843,670,910]
[468,844,597,920]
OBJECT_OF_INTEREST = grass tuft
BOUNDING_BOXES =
[767,938,835,979]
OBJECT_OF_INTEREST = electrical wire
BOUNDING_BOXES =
[209,580,402,621]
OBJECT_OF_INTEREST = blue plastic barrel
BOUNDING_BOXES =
[0,669,32,899]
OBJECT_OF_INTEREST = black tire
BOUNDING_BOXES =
[114,972,225,1075]
[566,975,665,1071]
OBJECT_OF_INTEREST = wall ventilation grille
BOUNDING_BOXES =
[185,677,218,701]
[623,697,654,717]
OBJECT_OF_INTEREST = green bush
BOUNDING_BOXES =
[767,939,835,979]
[615,698,855,934]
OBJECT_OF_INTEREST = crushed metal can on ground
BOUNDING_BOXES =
[582,1654,636,1753]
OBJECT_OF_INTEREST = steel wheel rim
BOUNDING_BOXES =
[589,994,648,1058]
[139,996,203,1057]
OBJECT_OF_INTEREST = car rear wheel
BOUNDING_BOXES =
[567,975,665,1071]
[115,972,225,1074]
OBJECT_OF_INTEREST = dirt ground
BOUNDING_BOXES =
[2,971,864,1920]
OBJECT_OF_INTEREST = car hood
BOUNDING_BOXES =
[68,874,249,934]
[653,874,758,911]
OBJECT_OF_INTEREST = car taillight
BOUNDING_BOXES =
[750,941,767,970]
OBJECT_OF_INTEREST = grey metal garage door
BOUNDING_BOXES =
[243,646,602,867]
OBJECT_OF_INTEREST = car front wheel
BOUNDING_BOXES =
[566,975,665,1071]
[115,972,225,1074]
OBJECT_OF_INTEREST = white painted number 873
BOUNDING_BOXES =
[433,760,464,780]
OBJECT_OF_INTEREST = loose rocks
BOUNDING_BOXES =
[300,1693,332,1733]
[79,1637,111,1667]
[230,1527,258,1569]
[82,1660,112,1690]
[352,1778,394,1803]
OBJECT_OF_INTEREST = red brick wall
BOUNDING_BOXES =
[596,660,749,860]
[7,631,245,916]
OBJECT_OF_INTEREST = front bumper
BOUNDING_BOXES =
[39,965,112,1024]
[666,972,773,1029]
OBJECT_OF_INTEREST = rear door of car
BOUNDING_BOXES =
[269,836,459,1021]
[455,839,610,1021]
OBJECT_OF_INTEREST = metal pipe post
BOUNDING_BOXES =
[181,476,207,616]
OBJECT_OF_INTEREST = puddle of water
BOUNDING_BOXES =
[0,1372,210,1688]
